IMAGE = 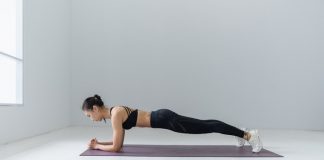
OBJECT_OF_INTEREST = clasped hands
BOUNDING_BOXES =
[88,138,98,149]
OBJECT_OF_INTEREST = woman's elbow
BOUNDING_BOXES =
[111,146,122,152]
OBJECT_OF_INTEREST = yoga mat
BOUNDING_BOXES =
[80,144,283,157]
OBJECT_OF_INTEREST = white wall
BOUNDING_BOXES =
[1,0,322,145]
[0,0,71,144]
[71,0,324,130]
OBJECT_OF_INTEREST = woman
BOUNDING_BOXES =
[83,94,263,153]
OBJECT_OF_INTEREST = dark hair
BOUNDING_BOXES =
[82,94,105,111]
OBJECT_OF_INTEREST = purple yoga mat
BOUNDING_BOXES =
[80,144,283,157]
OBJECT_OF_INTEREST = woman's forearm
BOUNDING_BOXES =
[97,141,113,145]
[96,144,121,152]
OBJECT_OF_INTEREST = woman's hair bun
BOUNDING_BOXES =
[94,94,101,100]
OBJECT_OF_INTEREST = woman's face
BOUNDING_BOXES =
[83,105,102,122]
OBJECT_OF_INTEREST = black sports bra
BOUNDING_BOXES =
[110,106,138,130]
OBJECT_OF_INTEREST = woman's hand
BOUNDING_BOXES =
[88,138,98,149]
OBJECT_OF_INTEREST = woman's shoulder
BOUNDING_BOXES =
[110,105,130,116]
[113,105,136,110]
[110,105,130,123]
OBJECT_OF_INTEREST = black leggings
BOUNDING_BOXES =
[150,109,244,138]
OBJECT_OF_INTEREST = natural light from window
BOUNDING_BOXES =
[0,0,23,105]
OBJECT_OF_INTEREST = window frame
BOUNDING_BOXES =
[0,0,23,107]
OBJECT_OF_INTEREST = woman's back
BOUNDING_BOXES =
[111,105,151,128]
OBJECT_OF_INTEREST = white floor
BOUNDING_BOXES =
[0,126,323,160]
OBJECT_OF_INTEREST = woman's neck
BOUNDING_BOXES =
[102,105,111,119]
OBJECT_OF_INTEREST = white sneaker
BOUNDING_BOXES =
[236,128,248,147]
[247,129,263,153]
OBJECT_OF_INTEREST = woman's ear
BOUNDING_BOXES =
[92,105,99,112]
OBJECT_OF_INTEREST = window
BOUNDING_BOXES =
[0,0,23,106]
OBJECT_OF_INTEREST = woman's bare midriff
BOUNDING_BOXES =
[136,110,151,128]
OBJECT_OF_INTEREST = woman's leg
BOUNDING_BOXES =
[151,109,244,138]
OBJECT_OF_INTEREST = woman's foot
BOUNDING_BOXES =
[247,129,263,153]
